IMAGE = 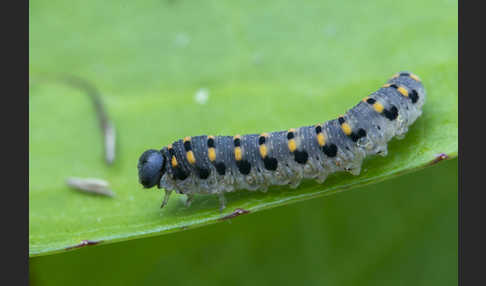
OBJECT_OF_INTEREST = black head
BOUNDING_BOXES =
[137,149,166,188]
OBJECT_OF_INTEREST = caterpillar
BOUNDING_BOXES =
[137,71,425,211]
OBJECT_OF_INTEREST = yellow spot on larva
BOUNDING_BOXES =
[208,148,216,161]
[259,145,267,158]
[397,86,409,97]
[363,96,370,103]
[383,83,391,88]
[341,123,352,135]
[410,73,421,82]
[288,128,296,133]
[260,132,269,138]
[391,73,399,79]
[317,133,326,146]
[288,139,297,152]
[234,147,242,161]
[183,136,191,142]
[186,150,196,164]
[234,134,241,140]
[373,102,384,113]
[168,144,173,149]
[171,156,178,167]
[208,135,215,139]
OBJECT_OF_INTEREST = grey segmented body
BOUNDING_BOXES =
[137,72,425,210]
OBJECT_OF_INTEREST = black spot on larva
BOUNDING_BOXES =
[376,125,381,130]
[315,125,322,133]
[236,160,251,175]
[287,132,294,140]
[322,144,337,157]
[389,84,398,89]
[207,138,215,148]
[215,162,226,175]
[196,167,210,179]
[233,138,241,147]
[173,167,189,181]
[168,148,175,156]
[410,89,419,103]
[366,98,376,104]
[183,141,192,151]
[258,136,266,145]
[358,128,366,137]
[383,106,398,120]
[350,128,367,142]
[399,72,410,77]
[263,157,278,171]
[338,117,345,124]
[294,150,308,164]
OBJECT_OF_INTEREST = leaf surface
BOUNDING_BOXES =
[29,0,458,256]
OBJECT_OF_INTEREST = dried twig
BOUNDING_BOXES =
[61,75,116,165]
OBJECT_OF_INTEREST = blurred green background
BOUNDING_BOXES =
[30,0,457,284]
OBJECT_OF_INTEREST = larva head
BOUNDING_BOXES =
[138,149,165,188]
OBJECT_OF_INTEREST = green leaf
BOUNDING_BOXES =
[29,0,457,257]
[30,159,458,285]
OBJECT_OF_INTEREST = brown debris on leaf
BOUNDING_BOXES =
[428,153,450,166]
[219,208,250,221]
[65,240,102,250]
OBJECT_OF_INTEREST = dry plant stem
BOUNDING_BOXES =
[61,75,116,165]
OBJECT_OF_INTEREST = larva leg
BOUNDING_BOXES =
[160,190,173,208]
[185,194,194,207]
[288,171,303,188]
[315,172,328,184]
[261,185,269,192]
[218,193,226,212]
